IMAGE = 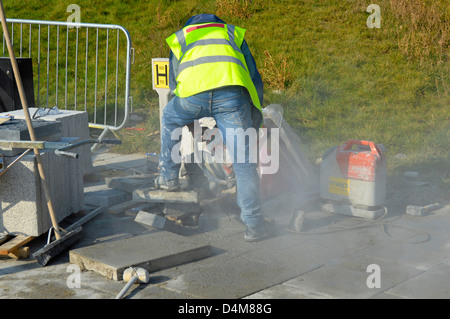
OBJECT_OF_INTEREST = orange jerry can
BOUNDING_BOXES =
[320,140,386,208]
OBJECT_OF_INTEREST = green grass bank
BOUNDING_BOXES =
[2,0,449,195]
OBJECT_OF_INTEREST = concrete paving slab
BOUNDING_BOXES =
[281,255,424,299]
[153,254,301,299]
[131,282,198,299]
[69,231,212,281]
[92,152,147,173]
[244,282,335,299]
[84,184,132,208]
[0,261,121,299]
[381,260,450,298]
[360,231,450,271]
[390,206,450,236]
[369,292,405,299]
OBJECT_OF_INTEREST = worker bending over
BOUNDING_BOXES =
[155,14,270,242]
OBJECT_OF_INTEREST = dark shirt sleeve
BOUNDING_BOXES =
[169,50,179,93]
[241,40,264,106]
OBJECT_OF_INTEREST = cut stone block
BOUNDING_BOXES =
[133,187,199,204]
[69,231,212,280]
[163,203,202,223]
[134,211,181,233]
[0,149,84,236]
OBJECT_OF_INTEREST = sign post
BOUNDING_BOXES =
[151,58,171,130]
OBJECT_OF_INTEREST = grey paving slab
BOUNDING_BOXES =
[132,283,198,299]
[0,261,122,299]
[84,187,132,208]
[152,254,301,299]
[369,292,405,299]
[281,255,424,299]
[390,206,450,237]
[245,282,335,299]
[360,231,450,271]
[92,152,147,172]
[69,231,213,281]
[382,260,450,298]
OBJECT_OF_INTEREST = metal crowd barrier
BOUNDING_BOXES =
[2,19,134,148]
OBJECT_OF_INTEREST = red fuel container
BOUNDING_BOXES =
[320,140,386,208]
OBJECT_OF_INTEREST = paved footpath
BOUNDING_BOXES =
[1,150,449,301]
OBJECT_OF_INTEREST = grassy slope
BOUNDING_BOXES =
[2,0,449,193]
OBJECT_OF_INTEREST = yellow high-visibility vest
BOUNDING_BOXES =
[166,22,262,111]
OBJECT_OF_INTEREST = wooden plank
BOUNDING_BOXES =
[8,247,30,259]
[0,235,35,254]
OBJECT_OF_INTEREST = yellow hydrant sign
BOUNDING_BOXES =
[152,58,171,129]
[152,58,169,89]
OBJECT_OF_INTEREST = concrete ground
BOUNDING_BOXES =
[1,148,449,300]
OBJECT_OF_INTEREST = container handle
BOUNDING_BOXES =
[341,140,381,157]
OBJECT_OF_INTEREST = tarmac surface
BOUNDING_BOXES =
[1,148,449,301]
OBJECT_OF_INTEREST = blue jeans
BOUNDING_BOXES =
[159,86,263,229]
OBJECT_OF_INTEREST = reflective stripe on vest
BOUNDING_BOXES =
[174,24,242,60]
[166,23,261,110]
[177,55,247,75]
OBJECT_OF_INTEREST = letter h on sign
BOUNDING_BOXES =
[152,58,171,130]
[153,59,170,89]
